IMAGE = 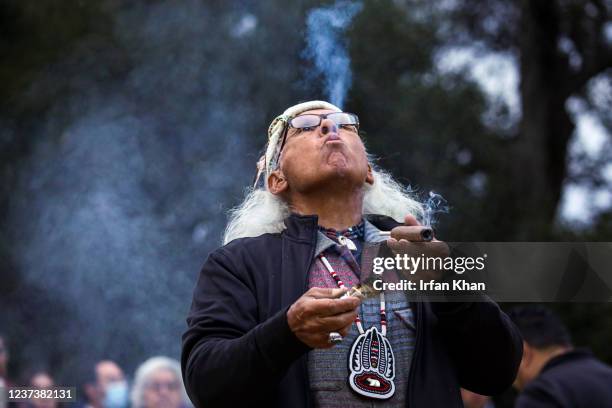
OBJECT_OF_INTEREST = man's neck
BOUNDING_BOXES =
[522,345,572,390]
[537,346,572,370]
[289,188,364,230]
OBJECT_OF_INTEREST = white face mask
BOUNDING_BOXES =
[103,380,129,408]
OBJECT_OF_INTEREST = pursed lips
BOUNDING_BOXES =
[324,133,342,144]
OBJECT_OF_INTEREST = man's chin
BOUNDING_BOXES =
[315,166,365,191]
[325,151,349,168]
[323,162,353,180]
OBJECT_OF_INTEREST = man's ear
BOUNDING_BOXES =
[268,169,289,195]
[522,341,533,366]
[365,163,374,185]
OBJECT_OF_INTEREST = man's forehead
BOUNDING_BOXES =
[96,361,123,377]
[150,368,177,379]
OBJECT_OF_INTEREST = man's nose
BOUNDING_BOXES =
[319,118,338,135]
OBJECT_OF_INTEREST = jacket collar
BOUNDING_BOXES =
[282,212,402,242]
[540,348,594,373]
[314,219,388,257]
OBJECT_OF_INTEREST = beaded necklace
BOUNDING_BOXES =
[317,221,364,251]
[317,221,396,400]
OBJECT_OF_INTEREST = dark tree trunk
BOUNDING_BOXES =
[512,0,575,239]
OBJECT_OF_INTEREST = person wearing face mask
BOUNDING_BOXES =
[130,357,190,408]
[82,360,129,408]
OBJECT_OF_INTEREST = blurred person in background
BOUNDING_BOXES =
[0,333,20,408]
[461,388,495,408]
[24,371,57,408]
[82,360,128,408]
[0,334,13,387]
[509,305,612,407]
[130,357,190,408]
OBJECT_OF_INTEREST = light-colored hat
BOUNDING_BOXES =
[254,100,341,188]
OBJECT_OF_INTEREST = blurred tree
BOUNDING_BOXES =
[348,0,611,240]
[348,0,508,240]
[447,0,612,239]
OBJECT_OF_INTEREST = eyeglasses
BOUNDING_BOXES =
[288,112,359,133]
[274,112,360,167]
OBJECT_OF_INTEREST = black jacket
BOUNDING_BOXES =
[516,349,612,407]
[181,213,523,407]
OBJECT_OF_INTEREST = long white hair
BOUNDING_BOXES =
[130,356,191,408]
[223,163,424,244]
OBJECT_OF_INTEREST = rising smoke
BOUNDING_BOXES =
[2,0,305,383]
[422,191,450,228]
[303,0,363,108]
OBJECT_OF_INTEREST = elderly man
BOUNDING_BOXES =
[131,356,191,408]
[181,100,522,407]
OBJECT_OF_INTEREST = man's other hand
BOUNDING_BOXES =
[287,287,360,349]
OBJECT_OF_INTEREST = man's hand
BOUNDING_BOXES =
[287,287,360,349]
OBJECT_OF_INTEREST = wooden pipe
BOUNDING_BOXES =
[379,226,434,242]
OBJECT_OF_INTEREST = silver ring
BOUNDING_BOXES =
[328,332,343,344]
